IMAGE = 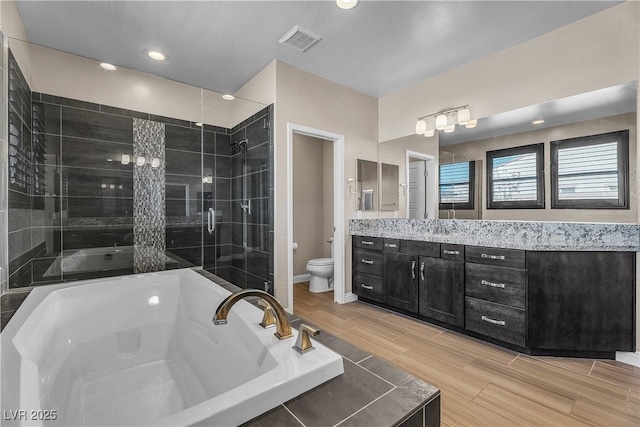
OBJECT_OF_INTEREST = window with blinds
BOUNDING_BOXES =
[487,143,544,209]
[551,130,629,209]
[439,161,475,210]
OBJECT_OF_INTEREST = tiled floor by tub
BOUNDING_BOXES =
[293,283,640,427]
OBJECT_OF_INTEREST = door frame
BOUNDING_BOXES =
[287,123,346,310]
[405,150,436,220]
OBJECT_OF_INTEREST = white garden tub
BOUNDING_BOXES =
[0,269,344,426]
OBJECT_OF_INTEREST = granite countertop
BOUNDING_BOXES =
[350,219,640,252]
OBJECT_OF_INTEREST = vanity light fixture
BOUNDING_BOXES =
[416,105,476,136]
[151,158,160,168]
[195,122,203,127]
[336,0,359,10]
[136,156,146,166]
[202,175,213,184]
[222,94,235,101]
[121,154,130,165]
[147,51,166,61]
[101,183,107,189]
[106,158,114,162]
[532,119,545,125]
[109,184,116,190]
[100,63,117,71]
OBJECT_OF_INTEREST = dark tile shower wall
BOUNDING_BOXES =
[7,50,40,288]
[212,106,274,292]
[6,51,273,291]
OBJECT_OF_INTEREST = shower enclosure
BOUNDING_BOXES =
[1,37,274,294]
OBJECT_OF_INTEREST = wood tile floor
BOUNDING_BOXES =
[293,283,640,426]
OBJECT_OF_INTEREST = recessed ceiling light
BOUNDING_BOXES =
[532,119,545,125]
[100,63,116,71]
[336,0,359,10]
[147,51,166,61]
[222,94,235,101]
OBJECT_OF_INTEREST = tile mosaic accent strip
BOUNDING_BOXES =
[349,219,640,251]
[133,119,166,272]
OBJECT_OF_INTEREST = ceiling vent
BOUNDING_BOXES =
[279,26,322,52]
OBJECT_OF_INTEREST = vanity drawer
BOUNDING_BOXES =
[441,244,464,261]
[400,240,440,258]
[353,248,383,276]
[353,272,384,303]
[383,239,400,252]
[465,263,526,309]
[465,297,526,347]
[354,236,383,251]
[465,246,525,269]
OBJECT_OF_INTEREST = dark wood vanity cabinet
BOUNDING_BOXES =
[418,244,465,327]
[527,251,635,352]
[383,240,419,312]
[352,236,385,303]
[352,236,636,357]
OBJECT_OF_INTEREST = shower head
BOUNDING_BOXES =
[230,139,248,153]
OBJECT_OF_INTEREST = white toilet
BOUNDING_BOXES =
[306,239,334,293]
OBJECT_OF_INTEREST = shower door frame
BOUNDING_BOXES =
[286,123,348,309]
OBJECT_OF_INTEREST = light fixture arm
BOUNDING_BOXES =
[416,105,470,122]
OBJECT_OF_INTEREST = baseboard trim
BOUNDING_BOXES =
[615,351,640,367]
[293,274,311,284]
[343,293,358,303]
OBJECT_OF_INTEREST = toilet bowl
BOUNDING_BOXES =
[306,258,334,293]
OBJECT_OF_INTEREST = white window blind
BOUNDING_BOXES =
[439,162,470,204]
[491,153,538,202]
[556,142,618,200]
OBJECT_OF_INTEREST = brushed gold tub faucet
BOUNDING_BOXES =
[212,289,294,340]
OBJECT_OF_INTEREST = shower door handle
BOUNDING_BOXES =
[208,208,215,234]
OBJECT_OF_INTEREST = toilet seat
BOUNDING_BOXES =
[307,258,333,267]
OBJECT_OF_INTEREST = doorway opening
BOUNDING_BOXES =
[287,124,345,311]
[406,151,436,220]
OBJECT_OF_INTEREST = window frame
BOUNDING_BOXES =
[439,160,475,210]
[486,143,545,210]
[550,130,629,210]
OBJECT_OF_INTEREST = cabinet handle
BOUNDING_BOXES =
[361,259,374,265]
[443,250,459,255]
[411,260,416,280]
[361,284,374,290]
[361,240,374,245]
[385,243,397,248]
[481,315,506,326]
[481,253,505,260]
[481,279,506,289]
[420,262,425,281]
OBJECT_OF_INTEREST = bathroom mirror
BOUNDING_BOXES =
[380,163,399,211]
[437,81,637,222]
[356,159,378,211]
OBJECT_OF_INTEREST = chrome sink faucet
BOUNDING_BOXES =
[212,289,294,340]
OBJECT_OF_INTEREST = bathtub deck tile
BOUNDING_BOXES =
[283,358,394,427]
[242,405,303,427]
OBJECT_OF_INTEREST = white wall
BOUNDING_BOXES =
[322,140,334,258]
[379,1,640,143]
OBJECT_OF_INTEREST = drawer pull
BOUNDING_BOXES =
[361,240,374,245]
[481,253,506,260]
[481,279,506,289]
[385,243,397,248]
[361,259,374,265]
[443,250,459,255]
[361,284,374,290]
[481,315,506,326]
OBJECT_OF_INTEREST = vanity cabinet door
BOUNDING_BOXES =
[383,252,418,313]
[419,257,464,327]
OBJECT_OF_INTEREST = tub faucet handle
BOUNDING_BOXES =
[293,324,320,354]
[258,300,276,329]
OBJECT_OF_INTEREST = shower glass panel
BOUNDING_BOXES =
[4,37,271,290]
